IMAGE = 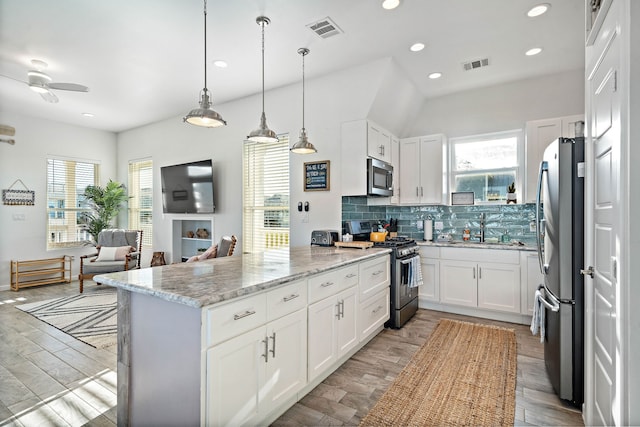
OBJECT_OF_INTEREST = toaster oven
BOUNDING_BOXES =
[311,230,339,246]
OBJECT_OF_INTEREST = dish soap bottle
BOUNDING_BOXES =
[501,229,511,243]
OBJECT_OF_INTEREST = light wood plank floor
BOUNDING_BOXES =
[0,282,583,426]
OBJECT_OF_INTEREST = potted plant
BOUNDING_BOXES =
[506,182,517,204]
[80,180,129,242]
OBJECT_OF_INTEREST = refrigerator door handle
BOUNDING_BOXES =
[541,282,575,306]
[537,284,560,312]
[535,160,548,275]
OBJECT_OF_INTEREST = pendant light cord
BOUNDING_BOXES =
[301,51,305,129]
[203,0,208,91]
[261,19,265,113]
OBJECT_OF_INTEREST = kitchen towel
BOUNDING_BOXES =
[530,288,546,343]
[404,256,423,288]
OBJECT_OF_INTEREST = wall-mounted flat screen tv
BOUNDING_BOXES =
[161,159,215,214]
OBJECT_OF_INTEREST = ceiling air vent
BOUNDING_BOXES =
[306,17,343,39]
[462,58,490,71]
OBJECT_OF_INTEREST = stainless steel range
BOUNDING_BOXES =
[373,236,420,328]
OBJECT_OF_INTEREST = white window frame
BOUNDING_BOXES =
[46,156,100,249]
[128,158,153,247]
[243,135,290,254]
[448,129,524,204]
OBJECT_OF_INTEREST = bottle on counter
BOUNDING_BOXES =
[463,229,470,241]
[501,229,511,243]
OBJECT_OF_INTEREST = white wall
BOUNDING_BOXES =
[408,69,585,138]
[0,111,117,289]
[116,58,393,260]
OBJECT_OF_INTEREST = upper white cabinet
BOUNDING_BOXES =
[399,134,446,205]
[524,114,584,203]
[341,119,396,197]
[389,135,400,204]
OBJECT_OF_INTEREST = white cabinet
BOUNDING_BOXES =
[367,122,391,163]
[419,247,440,303]
[204,280,307,426]
[357,255,390,340]
[399,134,446,204]
[308,286,358,382]
[358,256,389,302]
[520,252,544,315]
[390,135,400,204]
[439,248,521,313]
[524,114,584,202]
[340,119,396,196]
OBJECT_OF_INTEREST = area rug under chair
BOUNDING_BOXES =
[359,318,517,426]
[16,289,117,349]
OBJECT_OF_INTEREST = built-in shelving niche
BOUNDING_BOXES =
[171,218,214,262]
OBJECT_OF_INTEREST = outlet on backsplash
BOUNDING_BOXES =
[529,220,536,233]
[434,221,444,231]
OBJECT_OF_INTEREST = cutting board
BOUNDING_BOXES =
[334,241,374,249]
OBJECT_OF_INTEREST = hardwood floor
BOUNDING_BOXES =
[0,282,583,426]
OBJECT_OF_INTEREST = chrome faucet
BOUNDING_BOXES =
[474,213,485,242]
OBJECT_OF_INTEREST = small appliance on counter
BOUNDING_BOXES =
[311,230,339,246]
[343,220,372,241]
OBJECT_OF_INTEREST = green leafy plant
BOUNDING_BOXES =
[80,180,129,242]
[507,182,516,193]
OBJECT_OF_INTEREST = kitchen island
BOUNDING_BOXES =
[94,245,391,426]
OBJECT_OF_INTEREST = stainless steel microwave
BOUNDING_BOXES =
[367,158,393,197]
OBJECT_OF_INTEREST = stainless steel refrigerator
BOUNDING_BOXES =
[535,136,585,406]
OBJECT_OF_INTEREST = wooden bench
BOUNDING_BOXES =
[10,256,72,291]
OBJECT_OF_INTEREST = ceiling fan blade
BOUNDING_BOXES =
[48,82,89,92]
[0,73,28,84]
[40,90,59,103]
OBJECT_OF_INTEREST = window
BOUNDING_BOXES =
[449,130,523,203]
[46,158,99,249]
[128,159,153,247]
[243,135,290,254]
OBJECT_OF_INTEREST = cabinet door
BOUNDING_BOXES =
[367,123,391,162]
[399,138,420,204]
[206,327,265,426]
[521,252,544,315]
[477,262,521,313]
[390,136,400,204]
[358,287,390,340]
[336,287,358,357]
[419,136,444,204]
[439,260,477,307]
[419,258,439,302]
[307,296,338,381]
[264,309,307,409]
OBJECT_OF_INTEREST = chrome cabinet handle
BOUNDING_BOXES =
[420,187,424,197]
[340,300,345,318]
[269,332,276,358]
[321,281,335,288]
[335,302,341,319]
[416,187,419,196]
[478,267,482,279]
[283,293,299,302]
[372,270,383,276]
[372,305,383,314]
[233,310,256,320]
[261,337,269,363]
[345,273,357,278]
[473,267,476,279]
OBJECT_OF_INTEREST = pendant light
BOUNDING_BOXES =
[290,48,317,154]
[247,16,278,142]
[183,0,226,128]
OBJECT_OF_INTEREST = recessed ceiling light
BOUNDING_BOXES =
[525,47,543,56]
[410,43,425,52]
[382,0,400,10]
[82,112,95,117]
[527,3,550,17]
[213,60,228,68]
[428,72,442,79]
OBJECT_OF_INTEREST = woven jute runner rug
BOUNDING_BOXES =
[360,318,517,426]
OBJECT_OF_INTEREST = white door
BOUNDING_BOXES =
[336,287,358,356]
[439,260,478,307]
[477,262,521,313]
[585,9,620,425]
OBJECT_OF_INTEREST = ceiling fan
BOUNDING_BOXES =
[1,59,89,103]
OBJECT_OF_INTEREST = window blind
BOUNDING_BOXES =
[128,159,153,247]
[243,135,290,254]
[46,158,99,249]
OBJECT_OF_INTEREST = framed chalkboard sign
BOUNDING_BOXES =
[304,160,330,191]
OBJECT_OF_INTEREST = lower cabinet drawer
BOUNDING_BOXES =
[308,270,340,304]
[266,280,307,321]
[205,293,267,347]
[358,288,390,340]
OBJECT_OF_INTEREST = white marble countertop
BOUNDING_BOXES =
[416,240,536,251]
[94,246,391,309]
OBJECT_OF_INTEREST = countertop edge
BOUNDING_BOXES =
[416,240,536,251]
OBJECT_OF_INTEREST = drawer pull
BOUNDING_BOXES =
[321,281,335,288]
[372,270,384,276]
[372,305,383,314]
[345,273,357,278]
[283,293,299,302]
[233,310,256,320]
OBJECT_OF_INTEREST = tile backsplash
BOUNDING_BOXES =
[341,196,539,245]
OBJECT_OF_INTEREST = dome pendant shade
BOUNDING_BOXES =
[247,16,278,142]
[184,0,226,128]
[290,128,317,154]
[184,89,227,127]
[291,47,317,154]
[248,111,278,142]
